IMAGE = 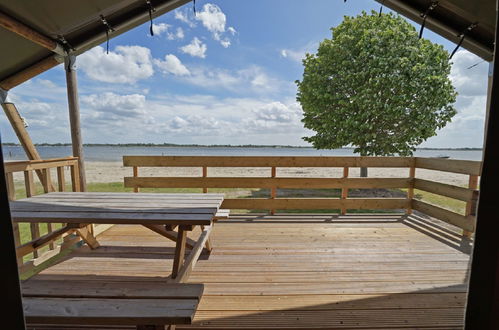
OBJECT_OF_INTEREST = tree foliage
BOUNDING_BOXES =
[296,11,457,156]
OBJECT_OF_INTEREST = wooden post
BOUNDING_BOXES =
[1,102,54,191]
[202,166,207,193]
[24,170,40,257]
[64,56,87,192]
[270,166,276,215]
[70,162,81,192]
[133,166,140,193]
[172,226,188,279]
[463,175,479,238]
[56,166,66,192]
[6,171,22,265]
[406,161,416,215]
[341,167,349,215]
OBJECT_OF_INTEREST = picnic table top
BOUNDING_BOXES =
[10,192,224,226]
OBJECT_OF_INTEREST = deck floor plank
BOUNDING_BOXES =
[31,213,470,329]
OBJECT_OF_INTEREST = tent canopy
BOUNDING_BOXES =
[377,0,496,61]
[0,0,496,90]
[0,0,190,90]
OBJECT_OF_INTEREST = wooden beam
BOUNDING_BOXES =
[0,55,62,91]
[125,177,412,189]
[412,200,475,233]
[75,226,100,249]
[123,155,414,168]
[16,224,81,258]
[172,226,212,283]
[0,141,26,329]
[341,167,349,215]
[415,157,481,176]
[0,10,64,55]
[1,102,55,191]
[406,162,416,214]
[142,224,197,249]
[465,6,499,328]
[171,226,188,279]
[221,198,409,210]
[64,56,87,191]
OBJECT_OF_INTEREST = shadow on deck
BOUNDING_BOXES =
[28,213,471,329]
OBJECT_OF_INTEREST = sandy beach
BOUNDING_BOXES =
[84,161,470,186]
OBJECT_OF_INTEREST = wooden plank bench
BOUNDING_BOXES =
[22,279,203,329]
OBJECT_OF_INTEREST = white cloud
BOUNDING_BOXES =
[174,9,196,28]
[195,3,235,48]
[151,23,170,36]
[196,3,226,37]
[422,50,488,148]
[151,23,185,40]
[175,27,185,39]
[180,37,207,58]
[179,65,283,94]
[280,42,319,63]
[78,46,154,83]
[450,50,488,97]
[228,27,237,35]
[81,92,146,117]
[154,54,190,76]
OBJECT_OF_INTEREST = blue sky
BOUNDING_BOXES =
[1,0,489,148]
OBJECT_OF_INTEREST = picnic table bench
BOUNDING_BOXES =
[10,192,224,329]
[22,279,203,329]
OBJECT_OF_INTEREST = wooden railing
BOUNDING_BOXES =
[4,157,107,274]
[124,156,481,237]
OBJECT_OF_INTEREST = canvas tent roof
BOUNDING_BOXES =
[0,0,190,90]
[0,0,496,90]
[377,0,496,61]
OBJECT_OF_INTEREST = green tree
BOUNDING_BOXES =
[296,11,457,176]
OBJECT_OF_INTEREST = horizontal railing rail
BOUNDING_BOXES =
[124,156,481,237]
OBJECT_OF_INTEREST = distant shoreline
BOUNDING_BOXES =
[1,143,483,151]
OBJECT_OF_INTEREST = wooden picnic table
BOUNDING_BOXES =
[10,192,224,282]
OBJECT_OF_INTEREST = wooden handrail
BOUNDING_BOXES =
[124,155,481,237]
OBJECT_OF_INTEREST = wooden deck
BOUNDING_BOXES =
[29,213,471,329]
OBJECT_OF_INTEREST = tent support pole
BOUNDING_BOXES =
[64,55,86,191]
[1,101,54,190]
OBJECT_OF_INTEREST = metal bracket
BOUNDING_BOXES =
[0,88,8,104]
[64,55,77,72]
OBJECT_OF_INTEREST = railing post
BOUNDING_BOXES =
[464,174,479,238]
[24,170,40,257]
[6,171,22,264]
[70,162,81,192]
[341,167,349,215]
[56,166,66,192]
[41,168,54,193]
[202,166,208,193]
[406,159,416,214]
[133,166,139,193]
[270,166,276,215]
[6,171,15,201]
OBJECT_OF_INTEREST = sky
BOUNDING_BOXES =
[0,0,490,148]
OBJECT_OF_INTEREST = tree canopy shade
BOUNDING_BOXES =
[297,11,457,156]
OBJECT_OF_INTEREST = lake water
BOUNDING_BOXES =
[1,145,483,162]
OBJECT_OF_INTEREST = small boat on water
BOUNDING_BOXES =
[435,154,450,159]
